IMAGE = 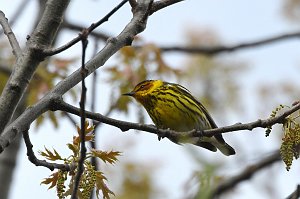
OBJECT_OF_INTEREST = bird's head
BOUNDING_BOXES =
[123,80,163,103]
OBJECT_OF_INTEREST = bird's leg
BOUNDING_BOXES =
[195,129,204,140]
[157,127,170,141]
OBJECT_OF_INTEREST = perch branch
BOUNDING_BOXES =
[51,99,300,142]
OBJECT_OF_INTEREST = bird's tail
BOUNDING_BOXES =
[195,136,235,156]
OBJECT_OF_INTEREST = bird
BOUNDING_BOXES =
[123,80,235,156]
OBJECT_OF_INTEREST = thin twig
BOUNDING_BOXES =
[0,11,22,58]
[43,0,129,56]
[155,31,300,55]
[22,130,75,171]
[71,32,89,199]
[210,151,282,198]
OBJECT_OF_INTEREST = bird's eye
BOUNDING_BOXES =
[138,83,150,91]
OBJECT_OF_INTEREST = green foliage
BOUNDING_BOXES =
[266,104,300,171]
[40,121,121,199]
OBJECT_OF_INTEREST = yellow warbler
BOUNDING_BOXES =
[123,80,235,156]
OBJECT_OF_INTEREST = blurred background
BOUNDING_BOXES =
[0,0,300,199]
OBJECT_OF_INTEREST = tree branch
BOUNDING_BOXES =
[210,151,282,198]
[22,130,75,171]
[0,11,22,58]
[154,31,300,55]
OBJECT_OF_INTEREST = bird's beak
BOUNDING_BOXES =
[122,91,135,96]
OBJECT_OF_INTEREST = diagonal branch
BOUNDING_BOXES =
[210,151,282,198]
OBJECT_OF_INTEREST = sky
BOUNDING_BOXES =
[1,0,300,199]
